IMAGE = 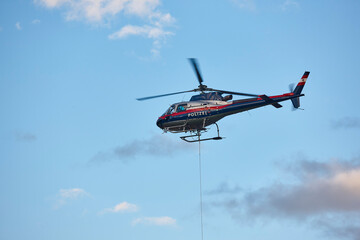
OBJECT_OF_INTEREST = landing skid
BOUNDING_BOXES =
[180,123,223,143]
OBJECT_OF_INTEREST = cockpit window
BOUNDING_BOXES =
[162,106,175,116]
[169,106,175,114]
[163,105,176,115]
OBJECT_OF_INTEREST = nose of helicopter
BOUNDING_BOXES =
[156,118,163,129]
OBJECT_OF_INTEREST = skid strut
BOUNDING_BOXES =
[180,123,223,143]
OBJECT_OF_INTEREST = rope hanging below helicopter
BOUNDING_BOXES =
[198,134,204,240]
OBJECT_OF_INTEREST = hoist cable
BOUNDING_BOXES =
[198,134,204,240]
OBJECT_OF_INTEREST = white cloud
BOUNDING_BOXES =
[55,188,88,208]
[35,0,120,22]
[107,3,175,56]
[132,216,176,226]
[35,0,173,24]
[35,0,175,55]
[100,201,139,214]
[108,24,173,40]
[124,0,159,17]
[32,19,41,24]
[15,22,22,30]
[64,0,128,22]
[36,0,70,8]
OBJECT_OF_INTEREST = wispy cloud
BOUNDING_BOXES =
[331,117,360,129]
[59,188,87,199]
[212,157,360,239]
[35,0,165,23]
[132,216,176,226]
[90,134,195,163]
[100,201,139,214]
[35,0,127,22]
[35,0,175,55]
[55,188,89,208]
[205,182,242,195]
[280,0,299,11]
[32,19,41,24]
[231,0,256,11]
[316,217,360,240]
[16,132,37,142]
[15,22,22,30]
[109,22,174,56]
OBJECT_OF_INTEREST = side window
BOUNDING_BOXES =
[176,104,186,112]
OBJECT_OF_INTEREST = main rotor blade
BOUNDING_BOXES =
[136,89,196,101]
[188,58,204,86]
[208,88,259,97]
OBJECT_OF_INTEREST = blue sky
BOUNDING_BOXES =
[1,0,360,240]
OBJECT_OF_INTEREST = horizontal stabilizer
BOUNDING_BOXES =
[260,95,283,108]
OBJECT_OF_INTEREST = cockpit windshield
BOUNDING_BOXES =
[162,105,176,116]
[169,105,176,114]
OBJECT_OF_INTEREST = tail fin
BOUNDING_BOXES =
[291,71,310,109]
[293,71,310,95]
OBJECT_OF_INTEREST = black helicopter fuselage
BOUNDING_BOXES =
[156,91,303,133]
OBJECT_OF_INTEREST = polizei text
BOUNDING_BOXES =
[188,111,208,117]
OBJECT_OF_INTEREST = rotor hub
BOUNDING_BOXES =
[199,84,208,91]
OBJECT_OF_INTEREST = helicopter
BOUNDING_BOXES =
[137,58,310,142]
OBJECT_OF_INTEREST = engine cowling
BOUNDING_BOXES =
[222,95,233,101]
